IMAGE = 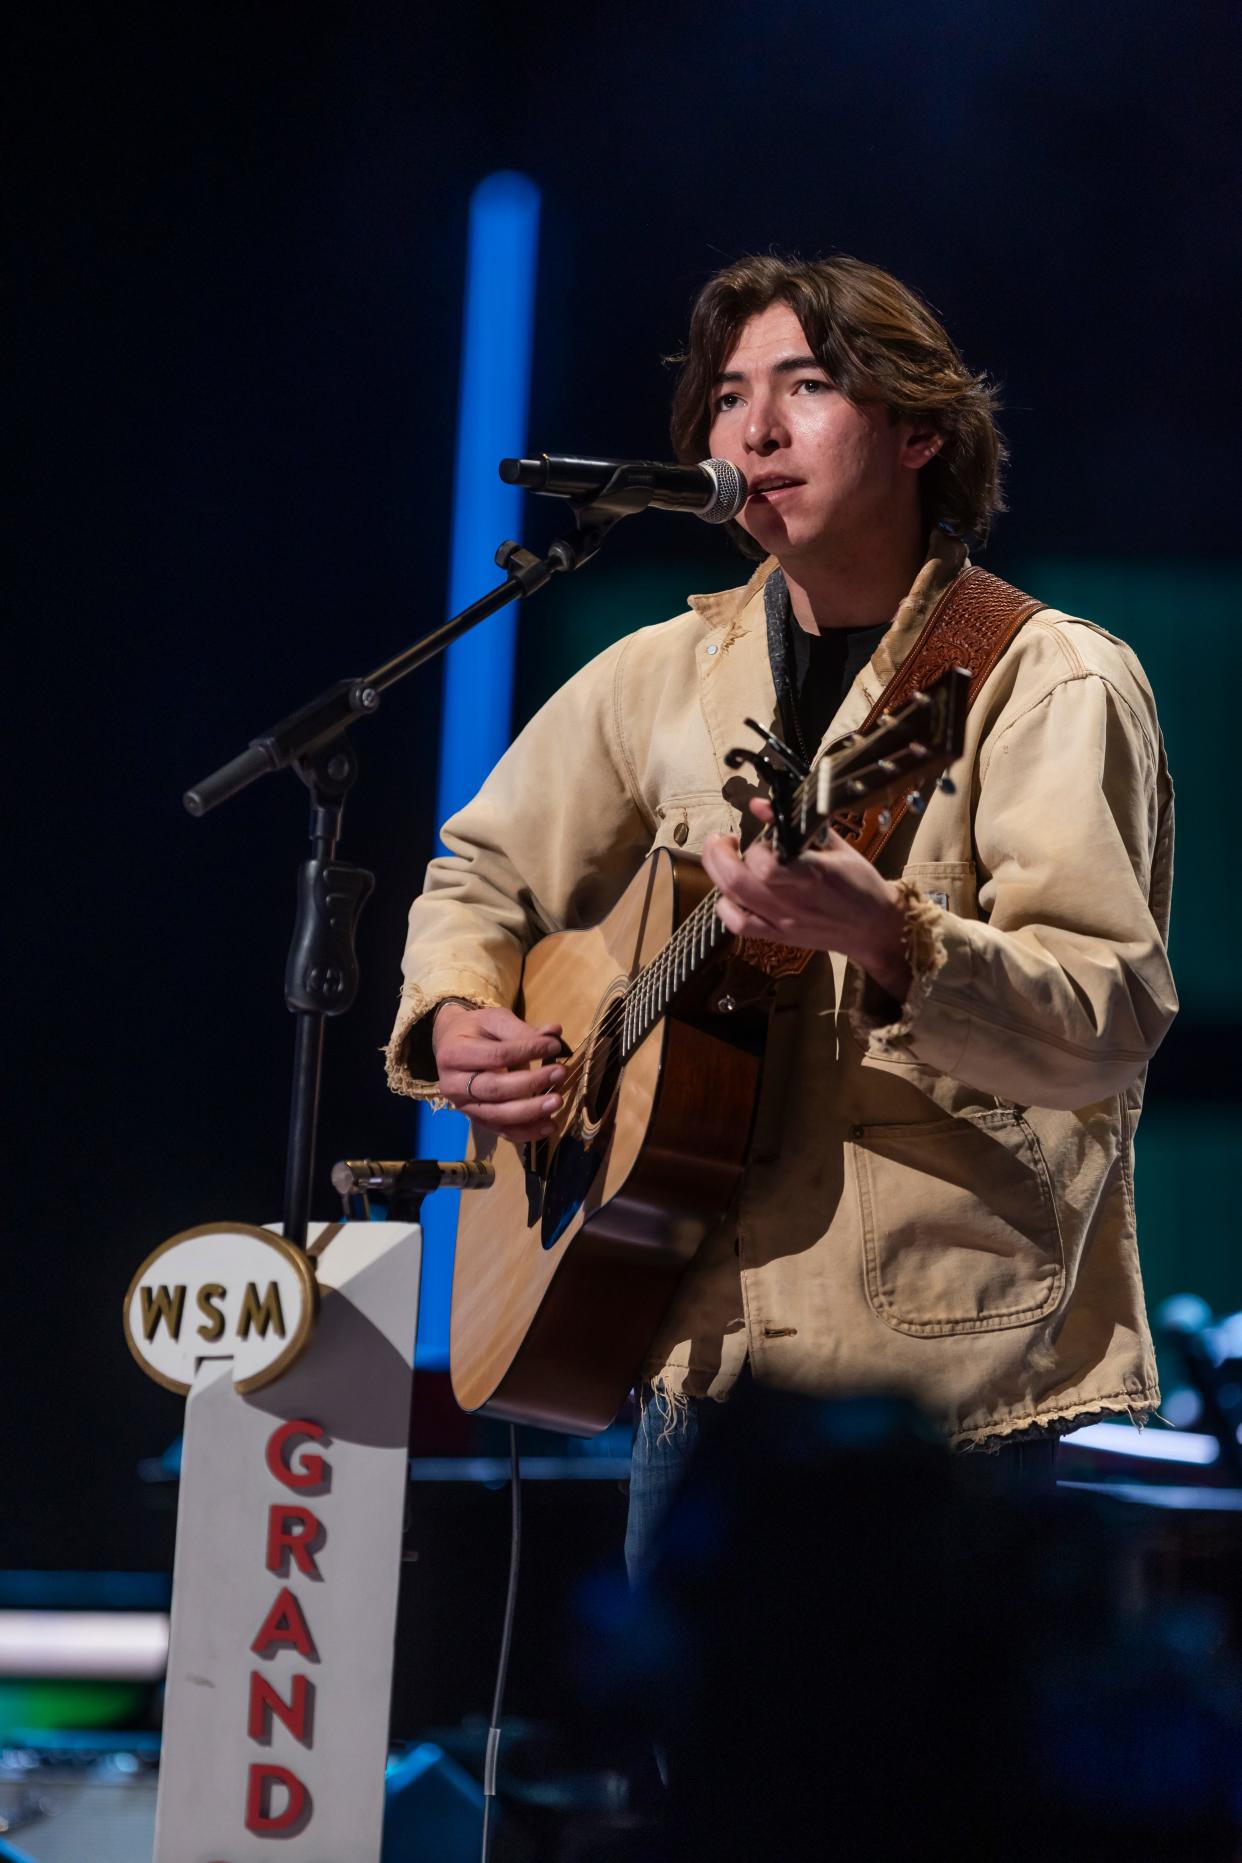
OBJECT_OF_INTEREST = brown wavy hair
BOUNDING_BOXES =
[669,253,1007,554]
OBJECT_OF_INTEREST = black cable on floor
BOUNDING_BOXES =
[480,1423,521,1863]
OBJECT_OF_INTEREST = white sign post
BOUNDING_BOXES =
[126,1220,421,1863]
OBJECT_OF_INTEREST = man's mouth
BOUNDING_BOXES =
[748,476,803,500]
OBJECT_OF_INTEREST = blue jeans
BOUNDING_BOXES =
[624,1382,735,1585]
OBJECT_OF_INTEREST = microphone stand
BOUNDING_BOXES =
[184,469,666,1249]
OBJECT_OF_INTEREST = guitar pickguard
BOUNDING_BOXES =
[522,1139,548,1228]
[520,1122,610,1249]
[539,1129,604,1249]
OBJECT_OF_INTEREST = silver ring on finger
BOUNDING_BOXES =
[466,1070,482,1104]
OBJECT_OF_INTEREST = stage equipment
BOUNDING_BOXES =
[0,1741,158,1863]
[182,460,724,1253]
[152,437,746,1857]
[127,1218,420,1860]
[332,1157,495,1223]
[121,1156,499,1856]
[382,1742,484,1860]
[499,454,747,522]
[1157,1295,1242,1482]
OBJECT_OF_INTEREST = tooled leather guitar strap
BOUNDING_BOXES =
[735,565,1044,982]
[833,564,1045,864]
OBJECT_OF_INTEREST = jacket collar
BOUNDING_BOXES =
[688,529,966,646]
[689,530,968,763]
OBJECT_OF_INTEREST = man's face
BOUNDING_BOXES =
[707,301,934,562]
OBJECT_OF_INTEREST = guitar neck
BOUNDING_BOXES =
[619,761,821,1058]
[619,880,732,1058]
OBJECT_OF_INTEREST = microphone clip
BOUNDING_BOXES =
[560,465,666,569]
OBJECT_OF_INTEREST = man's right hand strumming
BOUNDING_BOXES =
[432,1003,566,1144]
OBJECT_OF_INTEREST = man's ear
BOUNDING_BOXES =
[902,424,944,470]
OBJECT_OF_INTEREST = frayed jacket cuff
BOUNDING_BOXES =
[385,976,506,1104]
[847,881,951,1058]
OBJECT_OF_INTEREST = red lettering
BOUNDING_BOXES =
[265,1419,327,1491]
[250,1587,317,1661]
[266,1504,323,1579]
[245,1762,310,1834]
[248,1669,313,1746]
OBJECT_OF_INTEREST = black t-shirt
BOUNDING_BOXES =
[763,569,888,765]
[785,615,889,762]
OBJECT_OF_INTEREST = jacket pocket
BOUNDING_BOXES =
[850,1108,1065,1336]
[650,793,735,855]
[898,858,978,919]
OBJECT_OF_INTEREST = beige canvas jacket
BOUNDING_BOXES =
[387,533,1177,1448]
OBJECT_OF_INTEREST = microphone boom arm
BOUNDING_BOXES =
[182,469,663,1249]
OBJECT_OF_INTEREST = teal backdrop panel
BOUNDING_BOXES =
[1128,1103,1240,1391]
[510,551,743,733]
[1013,557,1240,1022]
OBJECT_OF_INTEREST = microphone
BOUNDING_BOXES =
[331,1156,495,1224]
[331,1159,496,1199]
[499,454,748,525]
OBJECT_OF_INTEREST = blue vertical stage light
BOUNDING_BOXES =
[415,172,541,1368]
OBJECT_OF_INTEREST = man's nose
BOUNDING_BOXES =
[744,395,786,454]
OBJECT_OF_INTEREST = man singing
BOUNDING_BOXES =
[386,254,1176,1570]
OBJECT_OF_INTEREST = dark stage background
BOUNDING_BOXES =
[10,2,1241,1581]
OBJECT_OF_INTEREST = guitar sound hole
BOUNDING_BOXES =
[583,1027,622,1129]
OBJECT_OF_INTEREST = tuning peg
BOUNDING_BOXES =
[877,808,892,830]
[905,790,926,816]
[937,774,956,795]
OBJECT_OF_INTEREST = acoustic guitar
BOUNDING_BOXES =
[450,668,969,1434]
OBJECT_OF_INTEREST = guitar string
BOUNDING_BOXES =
[545,744,865,1098]
[548,886,721,1099]
[547,818,763,1102]
[535,723,930,1104]
[550,755,859,1097]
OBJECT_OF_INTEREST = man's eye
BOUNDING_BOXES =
[712,392,742,413]
[793,377,831,394]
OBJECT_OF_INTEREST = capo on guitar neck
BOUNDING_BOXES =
[725,719,810,863]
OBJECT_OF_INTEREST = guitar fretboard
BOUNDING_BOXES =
[617,764,821,1059]
[619,888,730,1057]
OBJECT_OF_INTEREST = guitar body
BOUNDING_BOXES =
[450,848,766,1435]
[447,669,970,1437]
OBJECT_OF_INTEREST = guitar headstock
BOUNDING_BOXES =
[798,665,969,852]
